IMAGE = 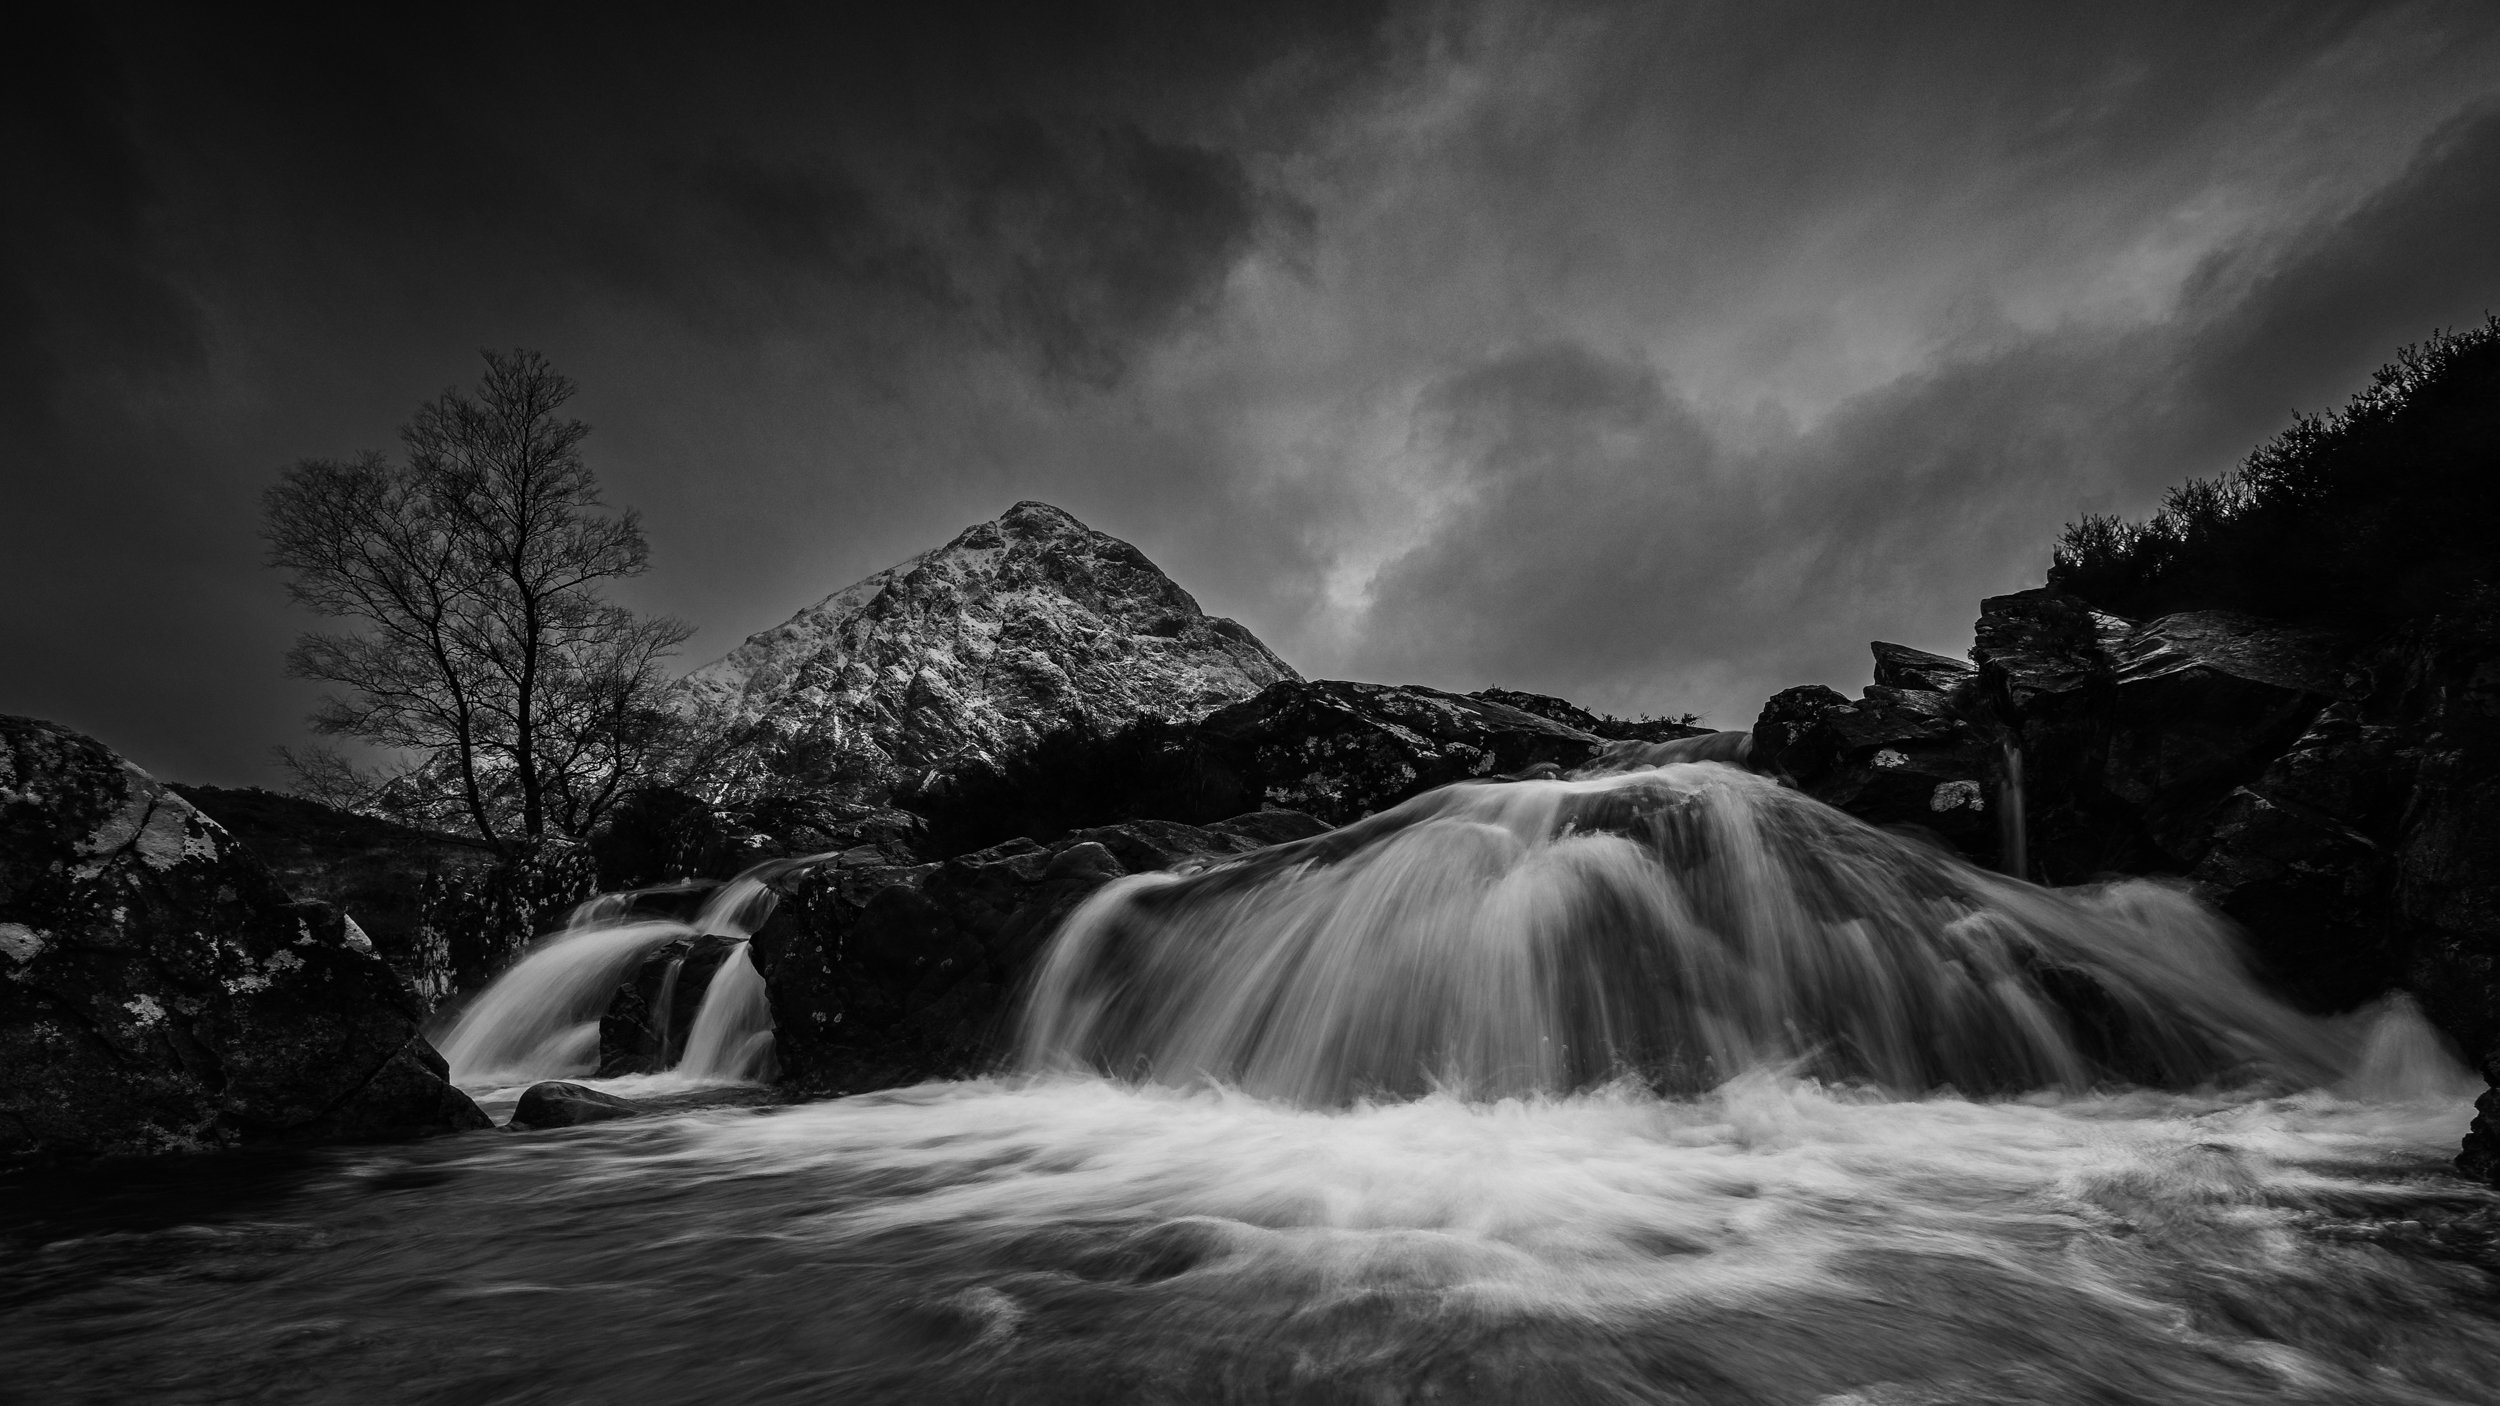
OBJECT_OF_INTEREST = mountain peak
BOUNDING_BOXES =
[679,503,1299,799]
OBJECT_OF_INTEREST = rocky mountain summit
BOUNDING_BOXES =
[678,501,1299,802]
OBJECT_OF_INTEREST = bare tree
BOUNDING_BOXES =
[265,350,692,851]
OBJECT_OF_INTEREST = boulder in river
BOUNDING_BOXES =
[508,1080,647,1129]
[597,932,742,1076]
[1,715,489,1164]
[752,812,1328,1093]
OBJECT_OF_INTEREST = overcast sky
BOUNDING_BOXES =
[9,1,2500,786]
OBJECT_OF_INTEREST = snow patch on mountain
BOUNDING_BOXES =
[678,502,1300,797]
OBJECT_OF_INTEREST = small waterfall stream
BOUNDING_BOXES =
[438,855,829,1089]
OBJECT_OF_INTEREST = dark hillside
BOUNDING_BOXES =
[2051,319,2500,627]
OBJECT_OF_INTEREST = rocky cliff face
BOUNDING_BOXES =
[678,502,1300,802]
[1,716,487,1163]
[1750,594,2500,1181]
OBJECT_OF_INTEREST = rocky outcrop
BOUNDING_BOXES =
[416,842,600,994]
[1746,652,2004,865]
[751,812,1328,1092]
[1191,681,1607,827]
[169,784,492,1011]
[589,787,924,891]
[677,502,1300,804]
[1466,688,1712,744]
[597,932,741,1075]
[2376,618,2500,1180]
[1,715,488,1163]
[1916,593,2500,1182]
[1968,591,2349,881]
[2186,703,2409,1009]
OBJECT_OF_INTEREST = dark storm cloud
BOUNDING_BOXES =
[0,8,201,440]
[1354,87,2500,724]
[0,1,1383,779]
[6,0,2499,780]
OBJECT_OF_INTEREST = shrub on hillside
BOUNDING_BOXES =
[2050,318,2500,624]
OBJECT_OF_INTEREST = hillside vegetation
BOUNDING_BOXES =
[2051,318,2500,625]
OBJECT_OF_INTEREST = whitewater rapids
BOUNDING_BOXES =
[12,759,2495,1402]
[6,1036,2492,1403]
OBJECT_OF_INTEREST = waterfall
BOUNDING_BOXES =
[677,943,778,1081]
[438,855,828,1088]
[1998,734,2029,880]
[1020,761,2334,1104]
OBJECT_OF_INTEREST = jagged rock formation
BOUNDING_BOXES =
[1748,659,2003,866]
[1467,688,1712,744]
[597,932,742,1076]
[750,811,1328,1092]
[1970,592,2355,885]
[1191,681,1609,827]
[678,502,1300,803]
[1,715,488,1163]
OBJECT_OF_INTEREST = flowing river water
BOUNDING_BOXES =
[5,762,2497,1404]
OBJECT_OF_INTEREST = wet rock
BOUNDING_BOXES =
[1972,588,2132,717]
[2371,622,2500,1179]
[168,785,492,1013]
[590,785,927,889]
[2190,704,2409,1009]
[417,841,601,994]
[2102,611,2347,861]
[1,715,487,1164]
[1747,663,2003,865]
[508,1080,646,1129]
[1466,688,1711,744]
[752,814,1323,1093]
[1965,592,2355,881]
[1870,641,1977,695]
[597,933,743,1076]
[2458,1087,2500,1184]
[1193,680,1606,827]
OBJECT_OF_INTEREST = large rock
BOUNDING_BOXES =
[508,1080,647,1129]
[676,501,1301,804]
[1192,681,1607,827]
[1969,591,2349,881]
[2188,704,2409,1009]
[752,812,1327,1093]
[169,784,492,1012]
[1,715,488,1163]
[2102,611,2346,860]
[1746,654,2004,865]
[1870,641,1977,695]
[597,932,742,1076]
[1466,688,1712,744]
[2374,622,2500,1181]
[415,841,601,993]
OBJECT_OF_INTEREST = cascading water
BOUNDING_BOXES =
[37,758,2491,1403]
[437,855,826,1089]
[1022,761,2330,1103]
[1999,733,2030,880]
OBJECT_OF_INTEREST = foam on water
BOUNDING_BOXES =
[438,859,817,1088]
[1025,763,2335,1103]
[97,760,2479,1401]
[7,1013,2492,1402]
